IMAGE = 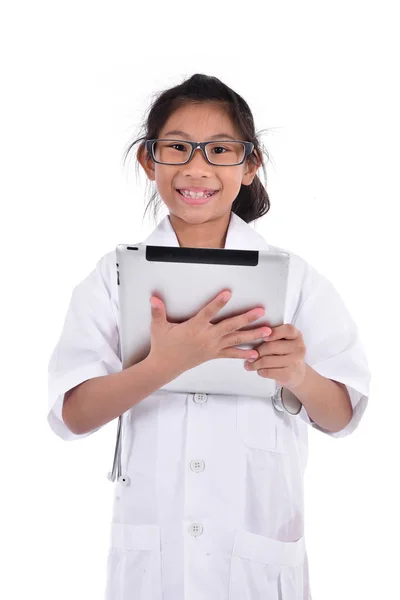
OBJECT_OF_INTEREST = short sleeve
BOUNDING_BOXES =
[292,268,370,438]
[47,252,122,441]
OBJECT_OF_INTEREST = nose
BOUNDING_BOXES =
[181,145,212,175]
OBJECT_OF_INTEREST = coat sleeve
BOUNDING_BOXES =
[47,252,122,441]
[291,266,370,438]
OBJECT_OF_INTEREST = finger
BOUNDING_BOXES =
[256,367,287,380]
[245,355,291,370]
[150,296,166,323]
[196,290,232,324]
[223,325,272,348]
[219,347,260,360]
[215,306,266,338]
[266,324,300,341]
[256,339,299,357]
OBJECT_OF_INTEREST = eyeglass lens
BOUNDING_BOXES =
[152,140,246,165]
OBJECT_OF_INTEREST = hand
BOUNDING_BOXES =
[244,324,307,391]
[147,290,272,380]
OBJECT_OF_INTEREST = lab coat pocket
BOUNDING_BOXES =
[229,530,305,600]
[237,395,289,454]
[105,522,162,600]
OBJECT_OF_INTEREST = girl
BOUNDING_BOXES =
[47,74,370,600]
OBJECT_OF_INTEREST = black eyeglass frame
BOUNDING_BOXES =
[145,139,255,166]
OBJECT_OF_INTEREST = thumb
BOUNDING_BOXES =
[150,296,165,323]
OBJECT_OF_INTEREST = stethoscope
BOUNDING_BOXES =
[106,385,301,485]
[107,414,129,484]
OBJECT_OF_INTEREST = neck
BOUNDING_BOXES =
[168,212,231,248]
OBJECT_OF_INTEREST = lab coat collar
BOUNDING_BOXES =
[142,211,270,251]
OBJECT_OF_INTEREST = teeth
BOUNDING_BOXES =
[180,190,214,198]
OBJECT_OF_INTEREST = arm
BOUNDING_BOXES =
[284,364,353,433]
[62,355,174,436]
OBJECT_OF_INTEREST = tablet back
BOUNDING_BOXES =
[116,244,290,398]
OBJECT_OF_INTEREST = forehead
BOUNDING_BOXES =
[159,102,241,140]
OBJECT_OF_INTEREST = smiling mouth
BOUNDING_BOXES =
[177,189,219,199]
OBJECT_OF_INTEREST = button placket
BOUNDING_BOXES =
[186,393,209,539]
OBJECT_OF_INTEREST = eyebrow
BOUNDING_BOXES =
[162,130,237,140]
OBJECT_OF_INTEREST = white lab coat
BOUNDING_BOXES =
[47,211,370,600]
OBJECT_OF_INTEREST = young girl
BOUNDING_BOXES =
[47,74,370,600]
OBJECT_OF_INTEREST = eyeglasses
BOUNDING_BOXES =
[145,139,254,166]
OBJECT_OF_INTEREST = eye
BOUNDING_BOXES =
[170,143,187,152]
[211,146,228,154]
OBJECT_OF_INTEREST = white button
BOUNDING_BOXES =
[190,459,205,473]
[188,523,203,537]
[193,393,208,404]
[118,475,131,486]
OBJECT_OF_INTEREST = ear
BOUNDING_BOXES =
[137,143,156,181]
[241,149,261,186]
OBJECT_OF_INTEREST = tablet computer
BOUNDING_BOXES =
[115,243,290,398]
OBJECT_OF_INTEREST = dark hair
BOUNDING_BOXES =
[122,73,272,224]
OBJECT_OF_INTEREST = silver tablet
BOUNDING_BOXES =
[115,243,290,398]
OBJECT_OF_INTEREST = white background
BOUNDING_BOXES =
[1,1,399,598]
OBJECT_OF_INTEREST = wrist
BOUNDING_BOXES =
[143,352,182,384]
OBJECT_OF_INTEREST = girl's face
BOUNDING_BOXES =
[138,103,259,226]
